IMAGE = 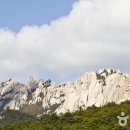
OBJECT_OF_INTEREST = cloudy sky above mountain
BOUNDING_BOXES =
[0,0,130,83]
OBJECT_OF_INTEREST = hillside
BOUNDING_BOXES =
[0,101,130,130]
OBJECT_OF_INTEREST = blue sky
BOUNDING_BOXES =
[0,0,77,31]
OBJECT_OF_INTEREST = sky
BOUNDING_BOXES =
[0,0,77,31]
[0,0,130,83]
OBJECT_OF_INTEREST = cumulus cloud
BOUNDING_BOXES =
[0,0,130,82]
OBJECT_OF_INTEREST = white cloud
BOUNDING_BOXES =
[0,0,130,82]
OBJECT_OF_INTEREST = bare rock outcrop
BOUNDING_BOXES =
[0,68,130,115]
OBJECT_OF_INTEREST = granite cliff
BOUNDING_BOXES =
[0,68,130,115]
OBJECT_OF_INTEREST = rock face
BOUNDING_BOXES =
[0,68,130,115]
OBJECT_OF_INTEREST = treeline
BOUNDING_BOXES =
[0,101,130,130]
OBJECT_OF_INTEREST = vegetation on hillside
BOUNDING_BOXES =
[0,110,35,124]
[0,101,130,130]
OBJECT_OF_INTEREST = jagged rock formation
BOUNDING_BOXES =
[0,68,130,115]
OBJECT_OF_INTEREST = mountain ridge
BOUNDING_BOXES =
[0,68,130,115]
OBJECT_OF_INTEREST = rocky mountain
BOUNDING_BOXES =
[0,68,130,115]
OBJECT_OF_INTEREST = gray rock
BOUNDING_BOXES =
[0,68,130,115]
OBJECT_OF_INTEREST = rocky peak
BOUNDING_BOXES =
[97,68,121,77]
[0,68,130,115]
[0,79,16,87]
